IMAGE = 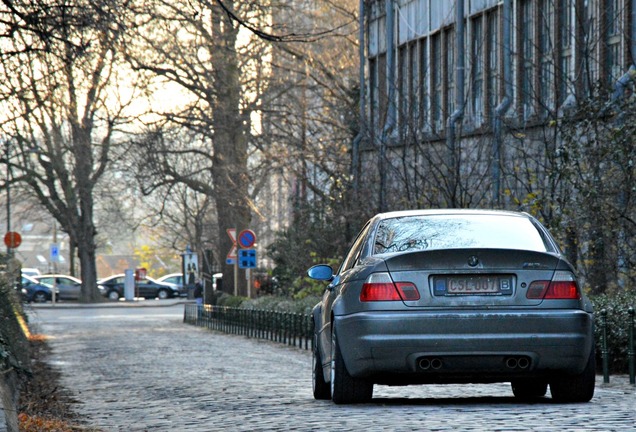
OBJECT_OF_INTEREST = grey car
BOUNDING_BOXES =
[35,274,82,301]
[308,209,595,404]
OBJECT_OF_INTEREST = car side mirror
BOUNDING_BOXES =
[307,264,334,281]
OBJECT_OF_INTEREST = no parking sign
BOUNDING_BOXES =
[238,229,256,248]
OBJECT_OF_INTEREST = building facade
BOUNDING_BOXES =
[362,0,635,209]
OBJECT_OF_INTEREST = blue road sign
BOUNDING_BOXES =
[50,243,60,262]
[238,249,256,269]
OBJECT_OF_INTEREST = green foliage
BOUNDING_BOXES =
[590,291,636,374]
[267,202,353,297]
[215,292,248,308]
[0,273,30,374]
[241,295,321,315]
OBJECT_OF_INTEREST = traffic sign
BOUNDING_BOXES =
[227,228,237,259]
[238,229,256,249]
[50,243,60,262]
[4,231,21,248]
[238,249,257,269]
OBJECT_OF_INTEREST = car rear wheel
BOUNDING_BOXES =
[32,291,48,303]
[330,326,373,404]
[549,348,595,403]
[107,290,120,301]
[511,379,548,400]
[312,332,331,400]
[157,289,170,300]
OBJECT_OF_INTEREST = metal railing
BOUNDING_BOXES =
[598,307,635,385]
[184,304,312,350]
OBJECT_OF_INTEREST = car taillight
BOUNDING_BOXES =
[360,273,420,302]
[526,271,580,299]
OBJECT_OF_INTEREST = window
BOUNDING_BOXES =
[559,0,573,104]
[519,0,535,120]
[605,0,623,82]
[486,9,500,120]
[419,38,429,131]
[471,15,484,125]
[431,32,442,131]
[409,43,419,127]
[445,27,456,119]
[538,0,555,115]
[369,57,378,133]
[398,45,408,130]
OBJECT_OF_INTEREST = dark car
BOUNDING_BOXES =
[19,275,55,303]
[308,209,595,404]
[34,274,82,301]
[98,274,180,300]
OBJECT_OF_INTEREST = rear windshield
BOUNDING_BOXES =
[373,214,551,254]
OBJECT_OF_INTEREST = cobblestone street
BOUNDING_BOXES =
[27,303,635,431]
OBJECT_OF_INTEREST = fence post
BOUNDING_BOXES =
[600,309,610,383]
[628,307,635,385]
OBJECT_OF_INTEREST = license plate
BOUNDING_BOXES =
[440,276,512,295]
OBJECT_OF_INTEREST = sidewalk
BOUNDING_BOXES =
[28,298,195,309]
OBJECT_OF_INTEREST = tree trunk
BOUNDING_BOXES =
[211,7,251,297]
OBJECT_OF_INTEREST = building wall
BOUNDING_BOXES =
[363,0,634,208]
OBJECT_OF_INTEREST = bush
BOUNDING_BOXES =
[590,291,636,374]
[241,295,321,315]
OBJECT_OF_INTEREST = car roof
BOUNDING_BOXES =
[374,209,531,221]
[36,274,82,283]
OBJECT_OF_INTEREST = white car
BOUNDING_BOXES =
[21,267,41,277]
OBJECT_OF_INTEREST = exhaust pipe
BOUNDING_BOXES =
[418,357,443,371]
[505,356,531,369]
[419,358,431,370]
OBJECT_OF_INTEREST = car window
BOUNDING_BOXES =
[373,214,551,254]
[339,222,372,273]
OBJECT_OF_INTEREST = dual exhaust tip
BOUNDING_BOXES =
[417,356,531,371]
[505,356,530,369]
[418,357,443,371]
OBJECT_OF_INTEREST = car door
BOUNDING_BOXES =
[136,279,156,298]
[56,277,81,300]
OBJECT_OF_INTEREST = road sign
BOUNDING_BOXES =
[227,228,237,259]
[226,258,236,265]
[238,249,257,269]
[238,229,256,249]
[50,243,60,262]
[4,231,21,248]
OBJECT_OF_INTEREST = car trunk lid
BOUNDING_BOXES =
[383,248,565,307]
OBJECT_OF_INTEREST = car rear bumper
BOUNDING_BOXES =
[333,309,594,383]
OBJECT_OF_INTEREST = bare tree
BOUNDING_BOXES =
[0,0,141,301]
[125,0,359,296]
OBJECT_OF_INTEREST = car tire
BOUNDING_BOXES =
[549,348,596,403]
[157,289,170,300]
[330,326,373,404]
[32,291,48,303]
[312,332,331,400]
[107,290,120,301]
[511,379,548,400]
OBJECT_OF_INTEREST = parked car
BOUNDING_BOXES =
[308,209,595,404]
[20,267,41,277]
[98,274,180,300]
[19,275,55,303]
[34,274,82,301]
[155,273,187,297]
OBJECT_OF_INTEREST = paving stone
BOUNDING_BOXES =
[27,304,636,431]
